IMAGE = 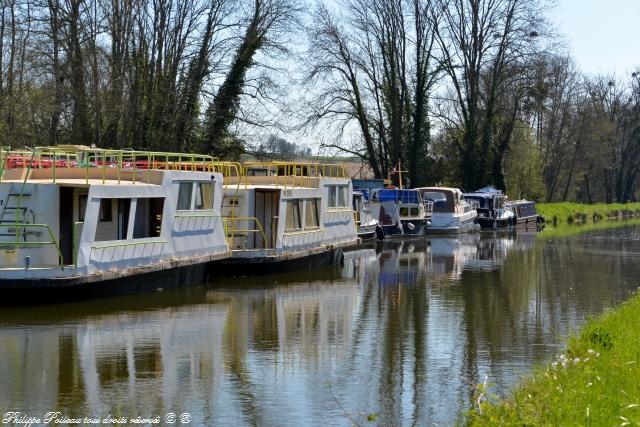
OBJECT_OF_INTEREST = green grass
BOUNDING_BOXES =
[538,218,640,239]
[467,292,640,426]
[537,202,640,224]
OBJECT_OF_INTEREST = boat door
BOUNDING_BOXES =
[59,187,74,265]
[254,189,280,248]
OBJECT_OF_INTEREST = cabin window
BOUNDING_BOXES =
[305,199,320,229]
[399,207,409,217]
[353,195,363,212]
[94,198,128,242]
[177,182,193,210]
[133,198,165,238]
[327,185,349,208]
[338,186,347,207]
[410,207,419,216]
[285,200,302,231]
[100,199,113,222]
[194,182,214,210]
[78,195,88,221]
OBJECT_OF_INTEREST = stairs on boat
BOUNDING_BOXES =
[0,185,33,239]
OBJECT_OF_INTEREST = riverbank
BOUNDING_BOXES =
[537,218,640,239]
[467,291,640,426]
[537,202,640,224]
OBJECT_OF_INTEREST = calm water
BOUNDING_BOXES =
[2,224,640,426]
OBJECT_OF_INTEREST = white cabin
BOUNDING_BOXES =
[219,162,358,263]
[0,148,229,283]
[416,187,479,233]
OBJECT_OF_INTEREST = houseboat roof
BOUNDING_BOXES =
[474,186,503,194]
[464,192,505,199]
[415,186,462,195]
[507,199,536,206]
[372,188,421,203]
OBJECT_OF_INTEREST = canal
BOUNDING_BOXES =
[2,223,640,425]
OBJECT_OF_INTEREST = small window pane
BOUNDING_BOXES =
[285,200,301,231]
[410,207,419,216]
[399,207,409,216]
[100,199,113,222]
[305,199,320,229]
[194,182,213,210]
[78,195,87,221]
[177,182,193,210]
[197,183,214,210]
[328,187,337,208]
[338,186,348,207]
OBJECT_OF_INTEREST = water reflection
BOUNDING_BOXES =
[1,227,640,425]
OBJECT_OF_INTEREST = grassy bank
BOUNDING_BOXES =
[538,218,640,239]
[467,292,640,426]
[537,202,640,224]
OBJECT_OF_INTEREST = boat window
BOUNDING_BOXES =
[194,182,214,210]
[95,198,129,242]
[133,198,165,238]
[328,186,337,207]
[177,182,193,211]
[410,207,419,216]
[327,185,349,208]
[399,207,409,217]
[305,199,320,229]
[78,195,88,222]
[338,186,348,207]
[285,200,302,231]
[353,195,363,212]
[422,192,447,208]
[100,199,113,222]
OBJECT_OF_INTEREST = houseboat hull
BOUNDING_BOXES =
[512,215,544,230]
[427,213,479,234]
[357,224,379,240]
[0,253,228,304]
[379,218,430,238]
[211,244,347,275]
[476,217,512,230]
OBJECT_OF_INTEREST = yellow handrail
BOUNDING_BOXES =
[0,223,64,267]
[225,216,269,249]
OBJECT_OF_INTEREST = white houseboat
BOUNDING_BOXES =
[416,187,479,233]
[506,200,545,230]
[352,190,380,240]
[0,147,230,300]
[367,188,433,237]
[463,188,514,229]
[212,162,358,273]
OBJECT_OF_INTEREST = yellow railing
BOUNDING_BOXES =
[0,147,227,185]
[89,238,168,262]
[0,223,64,267]
[224,216,269,249]
[172,212,222,232]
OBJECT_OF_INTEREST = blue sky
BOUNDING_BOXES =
[550,0,640,76]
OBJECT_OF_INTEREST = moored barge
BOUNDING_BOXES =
[0,146,230,301]
[211,161,359,274]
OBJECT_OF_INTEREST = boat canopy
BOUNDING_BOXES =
[416,187,457,213]
[508,201,537,217]
[372,189,421,204]
[475,186,503,194]
[463,192,505,210]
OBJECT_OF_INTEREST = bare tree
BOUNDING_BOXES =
[432,0,546,190]
[204,0,300,158]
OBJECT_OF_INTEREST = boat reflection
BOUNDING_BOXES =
[343,233,537,286]
[2,227,620,426]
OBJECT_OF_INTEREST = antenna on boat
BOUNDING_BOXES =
[390,162,409,189]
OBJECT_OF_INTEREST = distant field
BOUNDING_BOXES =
[467,292,640,426]
[537,202,640,224]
